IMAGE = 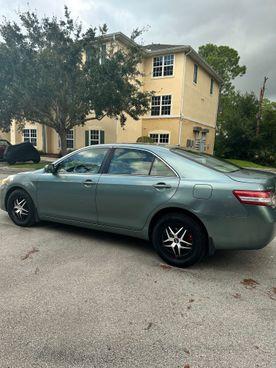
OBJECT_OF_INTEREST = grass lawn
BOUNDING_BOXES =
[10,162,48,170]
[227,159,274,169]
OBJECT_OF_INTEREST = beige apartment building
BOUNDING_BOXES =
[0,32,222,154]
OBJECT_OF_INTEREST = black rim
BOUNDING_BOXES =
[161,222,193,260]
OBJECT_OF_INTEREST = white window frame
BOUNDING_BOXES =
[66,129,74,149]
[152,54,174,77]
[89,130,100,145]
[151,95,172,116]
[89,129,106,145]
[149,132,170,145]
[23,129,37,146]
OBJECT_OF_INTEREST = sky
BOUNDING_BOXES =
[1,0,275,100]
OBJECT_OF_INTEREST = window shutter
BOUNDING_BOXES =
[100,130,105,144]
[85,130,90,146]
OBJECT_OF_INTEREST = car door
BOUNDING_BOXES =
[96,148,180,230]
[36,147,109,223]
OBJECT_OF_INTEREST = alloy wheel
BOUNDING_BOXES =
[13,197,29,220]
[162,225,193,258]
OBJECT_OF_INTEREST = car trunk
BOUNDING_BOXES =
[227,169,276,192]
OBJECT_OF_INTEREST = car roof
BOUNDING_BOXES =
[91,143,174,152]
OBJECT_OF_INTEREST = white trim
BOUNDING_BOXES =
[149,131,170,145]
[143,115,179,120]
[150,94,172,117]
[66,129,74,149]
[150,75,174,80]
[23,128,37,146]
[179,53,187,146]
[89,129,101,145]
[152,54,174,78]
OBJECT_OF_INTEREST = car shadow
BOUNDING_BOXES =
[39,220,154,255]
[37,220,272,273]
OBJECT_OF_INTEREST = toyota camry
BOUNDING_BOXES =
[0,144,275,267]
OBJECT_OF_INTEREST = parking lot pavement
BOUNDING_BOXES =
[0,209,275,368]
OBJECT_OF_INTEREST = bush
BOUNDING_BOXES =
[136,136,154,143]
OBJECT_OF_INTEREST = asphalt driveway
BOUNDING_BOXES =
[0,168,275,368]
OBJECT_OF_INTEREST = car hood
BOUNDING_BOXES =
[227,169,276,190]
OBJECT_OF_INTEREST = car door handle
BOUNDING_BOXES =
[153,182,172,189]
[83,179,95,188]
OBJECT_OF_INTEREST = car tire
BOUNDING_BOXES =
[7,189,37,227]
[33,158,40,164]
[152,213,207,268]
[8,160,16,165]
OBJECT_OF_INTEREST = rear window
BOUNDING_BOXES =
[171,148,240,173]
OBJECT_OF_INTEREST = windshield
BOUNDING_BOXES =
[171,148,240,173]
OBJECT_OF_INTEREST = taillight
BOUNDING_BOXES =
[233,190,275,207]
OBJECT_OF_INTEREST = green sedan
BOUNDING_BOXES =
[0,144,275,267]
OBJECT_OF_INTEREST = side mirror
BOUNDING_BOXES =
[44,163,57,174]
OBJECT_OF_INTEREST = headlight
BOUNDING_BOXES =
[0,175,14,186]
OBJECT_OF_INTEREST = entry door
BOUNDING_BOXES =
[96,148,179,230]
[36,147,109,223]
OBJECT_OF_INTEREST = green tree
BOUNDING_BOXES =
[198,44,246,95]
[258,99,276,165]
[215,92,259,158]
[0,7,152,155]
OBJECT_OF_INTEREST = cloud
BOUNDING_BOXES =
[0,0,275,99]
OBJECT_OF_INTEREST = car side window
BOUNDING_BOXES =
[108,148,154,175]
[57,148,108,174]
[150,158,176,177]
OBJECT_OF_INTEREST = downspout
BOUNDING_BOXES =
[42,125,47,153]
[178,47,192,146]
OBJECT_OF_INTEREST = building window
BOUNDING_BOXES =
[23,129,37,146]
[151,95,172,116]
[85,130,105,146]
[210,78,214,95]
[153,54,174,77]
[149,133,170,144]
[66,129,74,149]
[86,44,106,64]
[193,64,198,84]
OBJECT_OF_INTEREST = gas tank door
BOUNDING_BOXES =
[193,184,213,199]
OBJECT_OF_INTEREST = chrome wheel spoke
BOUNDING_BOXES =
[13,197,29,220]
[180,240,192,246]
[163,229,174,243]
[162,225,193,258]
[175,227,183,236]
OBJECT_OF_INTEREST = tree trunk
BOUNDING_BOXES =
[59,130,67,157]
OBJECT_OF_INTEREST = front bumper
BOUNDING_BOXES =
[0,184,8,211]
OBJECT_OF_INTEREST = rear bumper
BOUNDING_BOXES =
[205,206,276,250]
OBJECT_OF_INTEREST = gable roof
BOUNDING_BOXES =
[101,33,223,84]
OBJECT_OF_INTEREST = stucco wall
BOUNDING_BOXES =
[0,130,11,141]
[183,56,219,127]
[9,121,44,151]
[180,119,216,154]
[142,118,180,145]
[143,52,185,117]
[74,116,117,148]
